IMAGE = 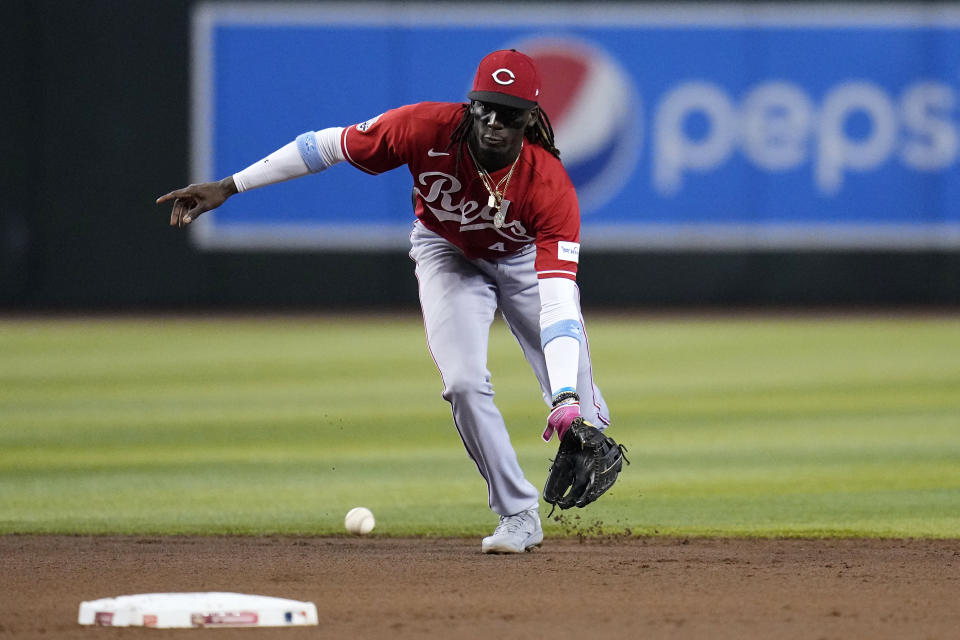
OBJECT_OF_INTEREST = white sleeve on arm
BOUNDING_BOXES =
[233,127,345,192]
[538,277,584,399]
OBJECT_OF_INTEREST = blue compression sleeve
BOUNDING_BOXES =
[296,132,326,173]
[540,319,583,349]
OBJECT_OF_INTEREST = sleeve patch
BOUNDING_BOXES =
[558,241,580,263]
[355,113,383,133]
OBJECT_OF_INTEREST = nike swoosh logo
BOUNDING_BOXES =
[427,149,450,157]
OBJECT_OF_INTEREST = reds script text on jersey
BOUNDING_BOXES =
[340,102,581,280]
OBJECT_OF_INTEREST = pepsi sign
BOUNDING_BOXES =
[191,4,960,250]
[514,37,642,215]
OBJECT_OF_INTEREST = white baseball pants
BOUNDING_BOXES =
[409,223,609,516]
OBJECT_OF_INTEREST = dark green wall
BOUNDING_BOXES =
[3,0,958,310]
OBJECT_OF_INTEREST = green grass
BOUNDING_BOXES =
[1,313,959,538]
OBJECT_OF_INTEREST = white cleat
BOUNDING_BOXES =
[481,508,543,554]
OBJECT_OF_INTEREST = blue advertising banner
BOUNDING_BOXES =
[191,3,960,249]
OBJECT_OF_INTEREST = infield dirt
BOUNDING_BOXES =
[1,535,957,639]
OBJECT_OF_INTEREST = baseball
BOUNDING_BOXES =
[344,507,375,535]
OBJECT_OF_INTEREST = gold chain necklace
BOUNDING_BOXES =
[467,142,522,229]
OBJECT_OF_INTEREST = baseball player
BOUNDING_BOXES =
[158,49,618,553]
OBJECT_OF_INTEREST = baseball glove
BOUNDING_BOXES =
[543,417,628,514]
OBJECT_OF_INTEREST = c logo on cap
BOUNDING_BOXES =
[492,68,516,85]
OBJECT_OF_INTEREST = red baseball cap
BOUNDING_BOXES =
[468,49,541,110]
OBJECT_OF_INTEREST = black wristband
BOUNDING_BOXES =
[551,391,580,407]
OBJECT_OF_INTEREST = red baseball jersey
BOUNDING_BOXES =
[340,102,581,280]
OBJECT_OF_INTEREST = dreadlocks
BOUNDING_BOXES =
[445,103,560,173]
[528,107,560,159]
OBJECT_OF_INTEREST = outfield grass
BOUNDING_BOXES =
[1,313,958,538]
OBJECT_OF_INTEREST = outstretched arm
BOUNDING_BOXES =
[156,127,345,228]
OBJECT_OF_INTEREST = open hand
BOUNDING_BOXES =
[156,177,237,228]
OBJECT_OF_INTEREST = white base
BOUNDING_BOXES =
[78,592,318,628]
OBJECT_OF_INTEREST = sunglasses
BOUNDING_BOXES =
[470,101,532,129]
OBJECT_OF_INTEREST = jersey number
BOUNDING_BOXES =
[488,242,507,252]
